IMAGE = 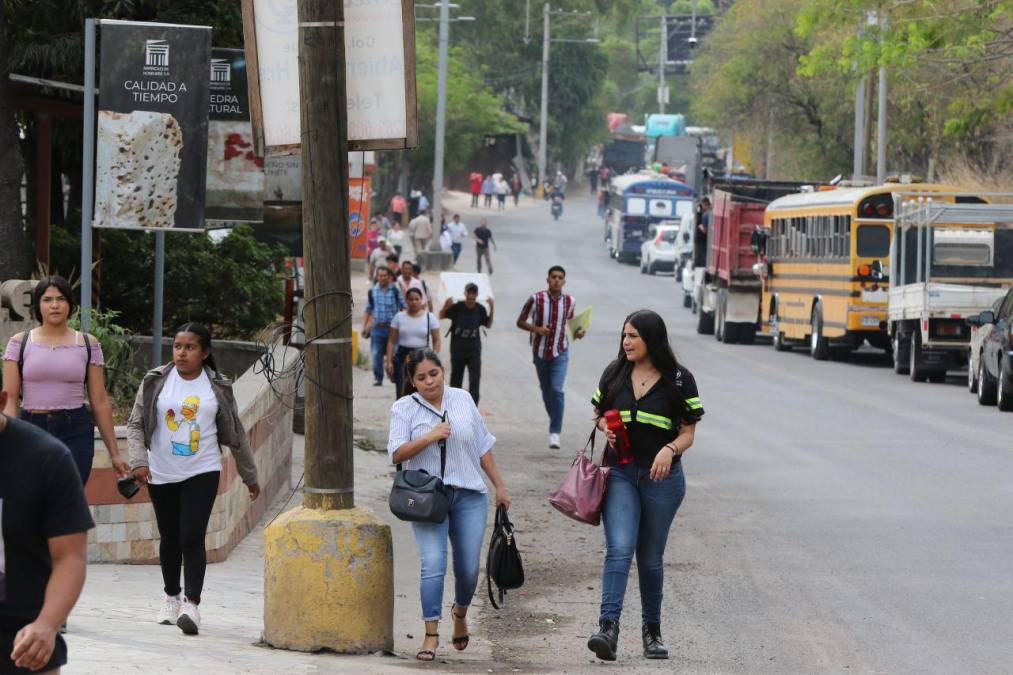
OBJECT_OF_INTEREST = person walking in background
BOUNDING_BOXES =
[390,191,407,226]
[367,217,381,256]
[586,310,703,661]
[515,266,584,449]
[482,175,494,208]
[494,174,509,211]
[368,238,391,282]
[412,263,435,313]
[128,323,260,636]
[439,283,493,404]
[439,223,453,254]
[397,260,425,301]
[447,214,469,265]
[587,165,599,195]
[386,253,401,280]
[385,289,441,398]
[387,348,510,661]
[362,267,405,386]
[474,219,496,274]
[2,275,130,483]
[469,172,483,208]
[418,192,430,215]
[0,388,94,674]
[387,220,407,257]
[409,210,434,257]
[510,173,522,206]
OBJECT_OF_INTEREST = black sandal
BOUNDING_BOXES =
[451,604,470,651]
[416,632,439,661]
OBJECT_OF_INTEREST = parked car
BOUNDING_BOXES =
[967,296,1003,394]
[639,222,681,275]
[971,287,1013,410]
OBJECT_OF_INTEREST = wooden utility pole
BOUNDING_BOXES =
[298,0,353,510]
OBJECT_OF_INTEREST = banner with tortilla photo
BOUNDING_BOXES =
[94,20,212,231]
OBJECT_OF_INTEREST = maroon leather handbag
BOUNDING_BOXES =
[548,429,611,526]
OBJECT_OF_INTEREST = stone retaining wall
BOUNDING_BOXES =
[84,345,297,563]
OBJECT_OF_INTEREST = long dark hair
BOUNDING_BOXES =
[402,348,442,398]
[597,310,698,423]
[175,322,219,374]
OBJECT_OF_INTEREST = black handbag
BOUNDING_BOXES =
[388,401,449,524]
[487,504,524,609]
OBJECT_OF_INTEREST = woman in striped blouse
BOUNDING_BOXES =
[387,348,510,661]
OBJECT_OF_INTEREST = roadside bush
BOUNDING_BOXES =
[50,224,287,339]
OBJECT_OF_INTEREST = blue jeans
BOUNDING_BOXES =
[411,487,488,620]
[21,406,95,484]
[370,326,390,383]
[600,461,686,624]
[451,242,462,263]
[533,350,568,434]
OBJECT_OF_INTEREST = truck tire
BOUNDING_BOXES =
[696,309,715,335]
[810,304,831,361]
[967,349,978,393]
[977,358,997,406]
[722,322,741,344]
[683,293,692,309]
[998,360,1013,412]
[738,324,756,345]
[892,331,910,375]
[909,332,928,382]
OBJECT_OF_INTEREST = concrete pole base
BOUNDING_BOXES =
[417,250,453,271]
[263,505,393,653]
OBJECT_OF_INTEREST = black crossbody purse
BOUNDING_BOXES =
[388,397,449,523]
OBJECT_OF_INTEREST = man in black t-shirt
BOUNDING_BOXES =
[439,283,494,403]
[473,220,496,274]
[0,390,93,674]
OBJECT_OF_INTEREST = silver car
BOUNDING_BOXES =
[967,296,1003,393]
[639,223,681,275]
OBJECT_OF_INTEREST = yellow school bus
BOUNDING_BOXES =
[757,183,966,359]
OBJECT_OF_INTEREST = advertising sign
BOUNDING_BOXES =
[206,47,265,222]
[94,20,211,231]
[349,177,371,260]
[241,0,417,154]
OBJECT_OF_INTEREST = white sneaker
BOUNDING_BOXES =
[157,594,181,625]
[176,600,201,635]
[549,433,561,449]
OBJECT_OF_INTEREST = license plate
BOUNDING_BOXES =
[861,316,880,327]
[861,289,888,302]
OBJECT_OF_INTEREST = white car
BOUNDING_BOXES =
[639,222,681,275]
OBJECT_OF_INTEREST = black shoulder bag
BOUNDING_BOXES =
[487,504,524,609]
[388,398,449,523]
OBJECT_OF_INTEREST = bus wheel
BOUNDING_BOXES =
[909,332,928,382]
[810,304,831,361]
[772,310,791,352]
[892,332,910,375]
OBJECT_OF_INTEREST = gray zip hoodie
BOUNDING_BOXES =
[127,363,259,486]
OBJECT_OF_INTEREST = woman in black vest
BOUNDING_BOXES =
[587,310,704,661]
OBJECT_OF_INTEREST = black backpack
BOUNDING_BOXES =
[487,505,524,609]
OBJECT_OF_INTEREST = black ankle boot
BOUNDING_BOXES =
[587,619,620,661]
[642,623,668,659]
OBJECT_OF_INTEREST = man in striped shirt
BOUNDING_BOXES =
[516,265,585,449]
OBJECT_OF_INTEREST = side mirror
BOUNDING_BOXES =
[980,310,996,325]
[966,315,981,327]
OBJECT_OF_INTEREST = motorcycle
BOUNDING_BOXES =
[550,193,564,221]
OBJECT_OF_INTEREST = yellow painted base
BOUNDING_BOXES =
[263,505,393,653]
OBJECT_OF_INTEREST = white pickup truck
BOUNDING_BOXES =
[888,198,1013,382]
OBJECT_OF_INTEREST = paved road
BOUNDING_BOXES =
[454,192,1013,672]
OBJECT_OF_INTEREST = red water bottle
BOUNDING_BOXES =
[603,409,634,465]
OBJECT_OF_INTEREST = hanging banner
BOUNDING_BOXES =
[93,20,211,231]
[349,176,371,260]
[241,0,418,155]
[206,47,265,223]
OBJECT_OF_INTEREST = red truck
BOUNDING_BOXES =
[694,180,814,343]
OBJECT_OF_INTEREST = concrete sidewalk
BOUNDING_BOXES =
[71,324,514,673]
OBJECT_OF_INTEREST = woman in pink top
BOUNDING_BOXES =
[2,275,128,483]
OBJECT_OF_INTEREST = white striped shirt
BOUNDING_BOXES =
[387,387,495,493]
[521,290,575,360]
